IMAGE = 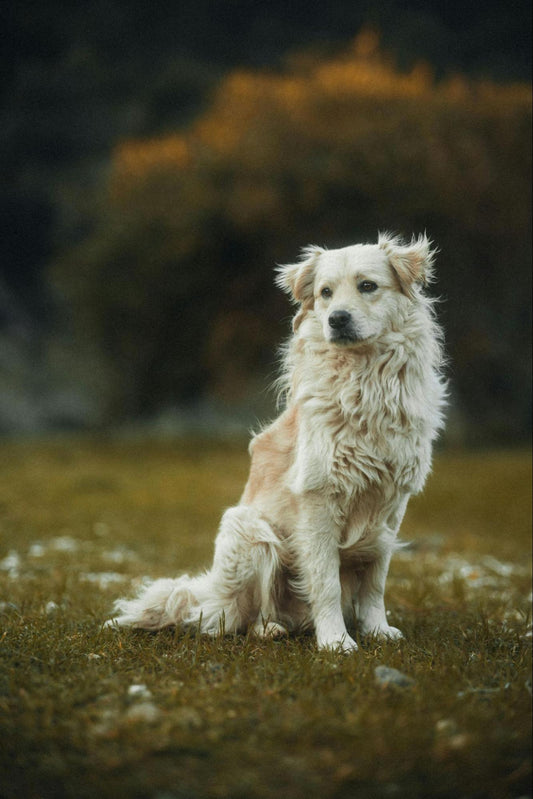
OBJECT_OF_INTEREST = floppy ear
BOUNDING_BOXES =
[274,245,324,304]
[379,233,436,300]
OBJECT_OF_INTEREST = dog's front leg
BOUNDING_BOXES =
[357,538,403,641]
[356,498,410,640]
[295,504,358,653]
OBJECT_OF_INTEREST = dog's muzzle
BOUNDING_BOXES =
[328,310,359,343]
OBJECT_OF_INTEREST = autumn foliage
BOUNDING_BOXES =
[54,33,532,440]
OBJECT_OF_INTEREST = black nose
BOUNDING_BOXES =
[328,310,351,330]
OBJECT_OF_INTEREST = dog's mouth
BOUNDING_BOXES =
[329,329,362,345]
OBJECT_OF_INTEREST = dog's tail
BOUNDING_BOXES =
[107,572,222,632]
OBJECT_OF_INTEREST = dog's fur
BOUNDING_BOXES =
[109,234,446,651]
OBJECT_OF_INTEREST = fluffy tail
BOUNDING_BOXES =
[107,573,212,631]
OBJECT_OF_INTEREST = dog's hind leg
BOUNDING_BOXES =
[207,505,284,635]
[109,505,284,635]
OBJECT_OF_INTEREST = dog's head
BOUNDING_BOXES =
[275,234,436,344]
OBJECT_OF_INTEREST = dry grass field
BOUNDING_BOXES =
[0,438,531,799]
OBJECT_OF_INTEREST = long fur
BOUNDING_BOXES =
[109,234,446,651]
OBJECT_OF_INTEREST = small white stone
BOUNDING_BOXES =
[125,701,160,723]
[51,536,79,552]
[0,601,19,613]
[435,719,458,735]
[128,684,152,699]
[0,551,21,571]
[375,665,415,688]
[28,543,47,558]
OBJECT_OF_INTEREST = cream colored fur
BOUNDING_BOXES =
[109,234,446,652]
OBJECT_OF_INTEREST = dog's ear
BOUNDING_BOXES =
[379,233,436,300]
[275,246,324,304]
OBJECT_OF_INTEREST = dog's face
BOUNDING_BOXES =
[312,245,401,345]
[276,234,435,345]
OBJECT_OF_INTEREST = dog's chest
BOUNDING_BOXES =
[329,432,396,504]
[316,402,423,546]
[325,392,417,484]
[328,354,431,492]
[291,342,435,501]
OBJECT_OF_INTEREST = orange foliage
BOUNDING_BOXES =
[111,29,530,199]
[59,31,531,431]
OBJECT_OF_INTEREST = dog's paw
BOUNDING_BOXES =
[364,624,404,641]
[318,633,358,653]
[253,620,288,639]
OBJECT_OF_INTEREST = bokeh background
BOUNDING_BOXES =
[1,0,531,445]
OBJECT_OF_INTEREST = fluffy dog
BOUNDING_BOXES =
[109,233,446,651]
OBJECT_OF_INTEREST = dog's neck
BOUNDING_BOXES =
[278,302,445,440]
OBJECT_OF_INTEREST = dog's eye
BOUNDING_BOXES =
[358,281,378,294]
[321,287,332,299]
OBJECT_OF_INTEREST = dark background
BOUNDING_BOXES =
[1,0,531,443]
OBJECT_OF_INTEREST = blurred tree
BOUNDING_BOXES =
[52,34,532,441]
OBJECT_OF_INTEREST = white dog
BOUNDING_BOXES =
[110,234,446,651]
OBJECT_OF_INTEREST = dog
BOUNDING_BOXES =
[109,233,446,651]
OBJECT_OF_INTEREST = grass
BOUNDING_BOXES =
[0,438,531,799]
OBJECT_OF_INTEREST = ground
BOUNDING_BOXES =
[0,439,531,799]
